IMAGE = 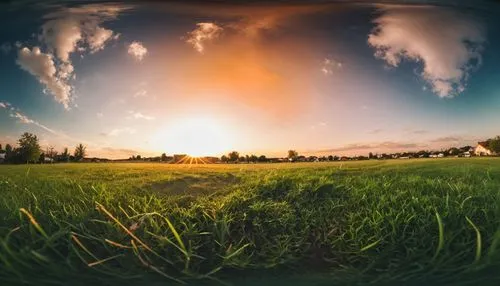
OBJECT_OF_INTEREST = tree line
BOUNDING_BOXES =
[0,133,87,164]
[2,133,499,165]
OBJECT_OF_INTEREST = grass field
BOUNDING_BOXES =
[1,158,500,285]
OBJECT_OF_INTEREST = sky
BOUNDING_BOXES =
[1,0,500,159]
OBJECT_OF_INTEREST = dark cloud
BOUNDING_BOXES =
[369,128,384,134]
[317,141,423,153]
[430,136,462,142]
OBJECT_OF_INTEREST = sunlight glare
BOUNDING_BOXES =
[151,117,232,157]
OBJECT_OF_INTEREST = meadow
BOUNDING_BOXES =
[1,158,500,286]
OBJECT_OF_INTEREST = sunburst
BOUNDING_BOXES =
[174,155,208,164]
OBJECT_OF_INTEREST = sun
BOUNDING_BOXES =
[151,117,232,157]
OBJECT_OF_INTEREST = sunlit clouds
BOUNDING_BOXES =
[16,4,129,108]
[17,47,72,109]
[133,90,148,98]
[101,127,137,137]
[40,4,127,59]
[321,58,342,75]
[368,5,485,98]
[128,111,155,121]
[186,23,222,53]
[0,101,58,134]
[2,1,497,159]
[128,41,148,61]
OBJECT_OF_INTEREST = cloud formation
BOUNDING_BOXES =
[128,111,155,121]
[0,101,58,134]
[128,41,148,61]
[319,141,423,153]
[133,89,148,97]
[321,57,342,75]
[16,4,128,109]
[186,23,222,53]
[430,136,462,143]
[101,127,137,137]
[17,47,72,108]
[40,4,127,61]
[368,5,485,98]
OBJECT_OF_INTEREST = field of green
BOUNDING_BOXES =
[1,158,500,285]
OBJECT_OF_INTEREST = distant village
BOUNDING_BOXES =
[0,134,499,164]
[120,140,497,164]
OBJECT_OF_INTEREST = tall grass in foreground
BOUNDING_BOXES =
[0,159,500,285]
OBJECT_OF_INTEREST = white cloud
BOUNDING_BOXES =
[17,47,72,109]
[368,5,485,98]
[128,41,148,61]
[321,58,342,75]
[16,4,128,109]
[133,89,148,98]
[0,102,96,150]
[97,112,104,118]
[58,62,74,79]
[8,110,57,134]
[102,127,137,136]
[40,18,82,63]
[128,111,155,121]
[86,26,115,53]
[40,4,127,61]
[186,23,222,53]
[11,112,34,124]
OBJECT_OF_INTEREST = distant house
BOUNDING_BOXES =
[475,142,495,156]
[0,151,5,163]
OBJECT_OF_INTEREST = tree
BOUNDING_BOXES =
[161,153,168,162]
[369,152,374,159]
[489,136,500,154]
[328,155,334,161]
[136,155,142,160]
[249,154,258,163]
[39,153,45,164]
[4,144,14,163]
[74,144,87,161]
[288,150,298,161]
[258,155,267,162]
[448,147,459,156]
[60,148,70,162]
[220,155,228,163]
[18,132,41,163]
[46,146,57,159]
[228,151,239,162]
[0,144,2,151]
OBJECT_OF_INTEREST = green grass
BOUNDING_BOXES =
[1,158,500,285]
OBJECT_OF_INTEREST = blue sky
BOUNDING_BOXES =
[1,1,499,158]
